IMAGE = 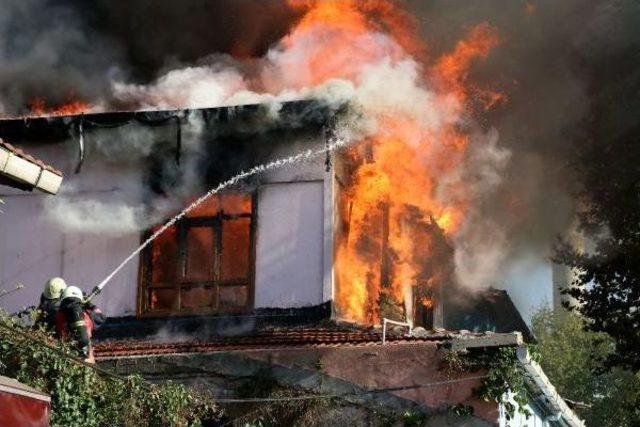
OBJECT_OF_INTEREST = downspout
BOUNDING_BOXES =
[516,346,585,427]
[74,117,85,174]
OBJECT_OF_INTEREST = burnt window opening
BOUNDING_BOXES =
[139,193,255,316]
[376,204,451,329]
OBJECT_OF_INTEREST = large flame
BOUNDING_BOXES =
[281,1,500,323]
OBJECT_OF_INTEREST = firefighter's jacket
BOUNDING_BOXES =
[35,294,61,331]
[55,299,93,357]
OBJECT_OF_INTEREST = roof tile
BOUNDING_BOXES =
[94,328,503,359]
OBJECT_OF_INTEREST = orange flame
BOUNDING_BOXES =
[263,0,423,92]
[420,296,434,309]
[281,1,501,324]
[28,97,92,117]
[432,23,499,103]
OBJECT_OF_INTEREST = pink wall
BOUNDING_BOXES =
[245,341,499,424]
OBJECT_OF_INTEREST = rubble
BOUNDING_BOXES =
[411,327,429,338]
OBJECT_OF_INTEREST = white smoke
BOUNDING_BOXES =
[113,64,248,110]
[433,128,512,288]
[227,78,355,112]
[352,59,451,129]
[46,196,148,235]
[45,114,205,235]
[110,27,445,140]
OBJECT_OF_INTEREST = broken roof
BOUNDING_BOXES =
[444,287,534,341]
[0,138,63,194]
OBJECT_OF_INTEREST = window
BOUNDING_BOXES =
[139,193,254,315]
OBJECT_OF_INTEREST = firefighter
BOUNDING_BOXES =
[35,277,67,331]
[55,286,95,363]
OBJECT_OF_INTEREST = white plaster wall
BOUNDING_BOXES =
[0,200,139,317]
[0,191,65,313]
[61,233,139,317]
[0,142,139,317]
[259,136,327,184]
[499,392,546,427]
[254,181,326,308]
[1,133,335,316]
[252,135,334,308]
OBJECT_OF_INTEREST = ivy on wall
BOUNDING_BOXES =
[0,313,220,427]
[442,346,534,420]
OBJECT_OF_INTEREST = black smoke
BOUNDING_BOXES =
[0,0,299,114]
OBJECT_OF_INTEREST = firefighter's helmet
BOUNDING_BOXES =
[61,286,84,302]
[43,277,67,299]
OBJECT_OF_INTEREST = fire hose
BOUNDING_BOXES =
[84,285,103,304]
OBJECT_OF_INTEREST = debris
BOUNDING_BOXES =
[411,327,428,338]
[391,325,406,335]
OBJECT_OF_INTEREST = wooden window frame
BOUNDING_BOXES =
[137,193,257,317]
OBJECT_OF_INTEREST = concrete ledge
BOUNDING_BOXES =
[449,332,523,351]
[3,153,41,185]
[35,169,63,194]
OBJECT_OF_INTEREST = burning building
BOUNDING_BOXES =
[0,98,529,338]
[0,0,544,341]
[0,0,555,331]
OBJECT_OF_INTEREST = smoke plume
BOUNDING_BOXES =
[407,0,640,290]
[0,0,300,115]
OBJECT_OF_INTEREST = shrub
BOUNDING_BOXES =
[0,313,220,427]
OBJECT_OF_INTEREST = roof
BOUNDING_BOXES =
[0,99,343,144]
[0,138,63,194]
[94,326,582,424]
[517,347,585,427]
[94,328,523,359]
[91,298,532,358]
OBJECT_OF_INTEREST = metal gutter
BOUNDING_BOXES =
[0,99,344,144]
[516,346,585,427]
